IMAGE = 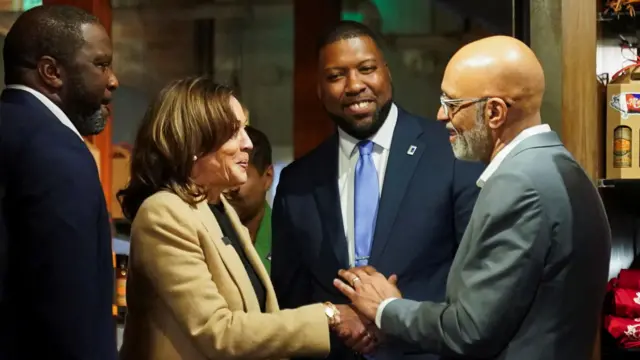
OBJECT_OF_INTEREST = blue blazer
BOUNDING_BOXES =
[0,89,117,360]
[271,107,485,360]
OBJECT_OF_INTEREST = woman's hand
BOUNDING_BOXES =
[333,304,380,355]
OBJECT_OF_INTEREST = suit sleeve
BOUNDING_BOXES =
[452,159,484,244]
[271,167,312,309]
[24,150,117,359]
[381,171,548,358]
[133,198,331,360]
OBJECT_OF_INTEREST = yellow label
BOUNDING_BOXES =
[614,138,632,154]
[116,278,127,307]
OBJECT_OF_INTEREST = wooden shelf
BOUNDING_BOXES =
[599,178,640,188]
[598,179,640,206]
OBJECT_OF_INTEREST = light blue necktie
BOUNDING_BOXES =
[354,140,379,267]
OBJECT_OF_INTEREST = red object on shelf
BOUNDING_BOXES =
[613,288,640,318]
[604,270,640,349]
[619,269,640,290]
[605,316,640,349]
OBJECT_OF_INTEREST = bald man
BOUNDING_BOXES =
[334,36,611,360]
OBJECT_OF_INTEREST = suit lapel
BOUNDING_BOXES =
[220,197,279,312]
[313,134,350,267]
[369,112,425,264]
[193,200,261,312]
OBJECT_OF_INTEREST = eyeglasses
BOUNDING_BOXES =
[440,95,511,117]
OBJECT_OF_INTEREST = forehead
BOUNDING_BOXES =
[441,62,477,98]
[77,23,112,58]
[229,96,246,121]
[319,36,381,68]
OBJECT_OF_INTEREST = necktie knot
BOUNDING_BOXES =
[358,140,374,156]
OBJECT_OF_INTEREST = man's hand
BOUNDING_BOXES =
[333,266,402,321]
[333,305,380,355]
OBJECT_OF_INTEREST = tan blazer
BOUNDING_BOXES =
[119,191,330,360]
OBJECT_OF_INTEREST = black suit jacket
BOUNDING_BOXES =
[0,89,117,359]
[271,107,486,360]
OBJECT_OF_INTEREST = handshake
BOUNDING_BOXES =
[326,265,403,355]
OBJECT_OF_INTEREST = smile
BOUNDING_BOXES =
[344,100,375,115]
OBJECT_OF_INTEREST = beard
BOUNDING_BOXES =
[72,108,106,136]
[448,104,494,163]
[327,99,393,140]
[65,72,107,136]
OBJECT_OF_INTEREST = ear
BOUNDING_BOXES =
[316,83,322,100]
[486,98,508,130]
[263,164,274,191]
[385,63,392,82]
[37,56,63,89]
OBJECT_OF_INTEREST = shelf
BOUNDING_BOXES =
[598,178,640,188]
[597,179,640,214]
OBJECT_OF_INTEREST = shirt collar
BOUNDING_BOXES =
[338,103,398,157]
[477,124,552,188]
[5,84,83,141]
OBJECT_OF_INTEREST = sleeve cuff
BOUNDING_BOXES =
[375,297,398,328]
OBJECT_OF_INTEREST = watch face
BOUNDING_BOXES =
[325,306,335,318]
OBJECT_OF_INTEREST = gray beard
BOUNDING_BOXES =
[73,109,106,136]
[450,106,493,163]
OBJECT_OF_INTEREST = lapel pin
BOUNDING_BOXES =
[407,145,417,155]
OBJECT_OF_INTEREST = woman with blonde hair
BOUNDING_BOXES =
[117,78,373,359]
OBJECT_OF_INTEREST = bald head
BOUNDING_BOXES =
[3,5,101,84]
[439,36,546,163]
[443,35,545,117]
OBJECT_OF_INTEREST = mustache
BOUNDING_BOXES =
[446,123,461,136]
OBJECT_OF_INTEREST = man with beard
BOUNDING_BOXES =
[334,36,611,360]
[271,21,484,360]
[0,5,119,359]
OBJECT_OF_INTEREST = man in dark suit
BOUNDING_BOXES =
[271,21,485,360]
[335,36,611,360]
[0,5,119,359]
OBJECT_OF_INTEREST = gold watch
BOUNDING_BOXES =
[323,302,341,328]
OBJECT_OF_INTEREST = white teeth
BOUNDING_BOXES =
[349,101,371,111]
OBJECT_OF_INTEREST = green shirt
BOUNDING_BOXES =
[254,203,272,273]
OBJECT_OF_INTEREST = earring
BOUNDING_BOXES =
[193,155,198,161]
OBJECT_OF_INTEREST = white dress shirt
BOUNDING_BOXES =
[338,103,398,267]
[5,84,84,141]
[374,123,552,328]
[475,124,551,187]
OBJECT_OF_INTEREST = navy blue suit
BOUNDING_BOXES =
[0,89,117,359]
[271,107,485,360]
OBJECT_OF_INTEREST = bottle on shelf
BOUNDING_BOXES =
[613,125,633,168]
[115,254,129,323]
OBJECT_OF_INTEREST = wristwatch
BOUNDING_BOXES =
[323,302,341,328]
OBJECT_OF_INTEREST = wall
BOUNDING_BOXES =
[0,0,511,202]
[211,0,506,169]
[530,0,562,134]
[0,1,507,149]
[110,7,198,144]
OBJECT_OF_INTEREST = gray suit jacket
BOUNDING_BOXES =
[380,131,611,359]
